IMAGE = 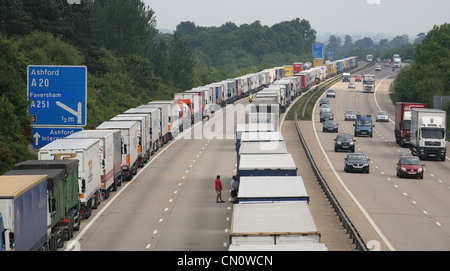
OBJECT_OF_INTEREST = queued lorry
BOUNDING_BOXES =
[1,159,80,251]
[111,114,151,166]
[0,175,49,251]
[138,105,170,146]
[174,92,202,124]
[96,121,139,181]
[39,138,102,220]
[394,102,427,147]
[229,201,326,251]
[67,130,123,196]
[237,176,309,203]
[147,100,181,138]
[410,108,447,161]
[124,107,161,153]
[238,153,297,177]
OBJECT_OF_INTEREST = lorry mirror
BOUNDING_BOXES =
[8,232,14,249]
[81,178,86,193]
[353,124,355,126]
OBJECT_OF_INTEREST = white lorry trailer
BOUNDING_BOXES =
[39,138,102,219]
[229,201,326,251]
[237,176,309,203]
[238,153,297,177]
[410,108,447,161]
[67,129,122,197]
[96,121,139,180]
[140,103,171,143]
[147,100,181,138]
[123,107,161,154]
[111,114,151,166]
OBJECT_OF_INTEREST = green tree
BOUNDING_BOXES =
[393,24,450,108]
[168,33,196,90]
[91,0,157,57]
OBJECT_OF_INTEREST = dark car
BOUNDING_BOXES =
[323,120,338,133]
[320,111,333,122]
[344,153,370,173]
[334,133,355,152]
[319,98,330,106]
[396,156,425,179]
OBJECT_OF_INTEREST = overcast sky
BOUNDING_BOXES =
[144,0,449,37]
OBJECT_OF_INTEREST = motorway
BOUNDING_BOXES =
[311,65,450,250]
[65,64,450,251]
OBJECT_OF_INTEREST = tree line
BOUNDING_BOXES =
[176,19,317,76]
[392,23,450,131]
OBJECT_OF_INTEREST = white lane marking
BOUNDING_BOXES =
[312,87,396,251]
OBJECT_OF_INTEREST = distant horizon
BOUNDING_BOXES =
[146,0,447,39]
[157,25,428,44]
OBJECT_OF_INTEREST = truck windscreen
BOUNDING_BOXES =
[422,128,445,139]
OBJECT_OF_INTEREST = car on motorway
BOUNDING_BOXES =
[323,120,338,133]
[344,153,370,173]
[326,89,336,98]
[376,110,389,122]
[348,82,356,89]
[320,111,333,122]
[355,75,362,82]
[319,98,330,106]
[320,103,332,113]
[375,65,381,71]
[344,110,358,121]
[334,133,355,152]
[396,155,425,179]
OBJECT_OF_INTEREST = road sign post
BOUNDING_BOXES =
[27,65,87,126]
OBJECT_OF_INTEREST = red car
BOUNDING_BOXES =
[396,156,425,179]
[355,75,362,82]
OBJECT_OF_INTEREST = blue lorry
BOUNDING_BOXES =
[0,175,48,251]
[354,114,374,137]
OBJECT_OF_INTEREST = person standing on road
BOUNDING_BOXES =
[230,175,239,203]
[215,175,224,203]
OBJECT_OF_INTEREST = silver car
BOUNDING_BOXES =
[376,111,389,122]
[320,104,332,113]
[326,89,336,98]
[344,110,358,121]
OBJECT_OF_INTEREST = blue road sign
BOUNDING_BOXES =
[32,127,83,149]
[328,52,333,60]
[28,65,87,126]
[312,43,324,59]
